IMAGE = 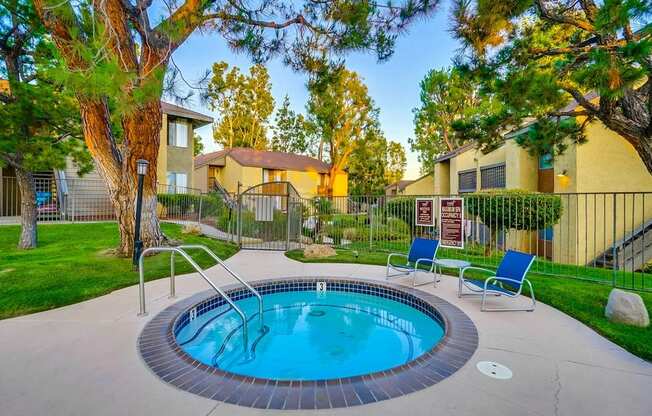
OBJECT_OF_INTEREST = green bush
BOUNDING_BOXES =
[384,197,416,229]
[312,197,335,216]
[221,208,289,239]
[322,215,410,244]
[200,194,227,217]
[465,189,563,231]
[157,193,201,214]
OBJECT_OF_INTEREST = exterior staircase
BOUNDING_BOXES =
[209,178,237,209]
[592,218,652,272]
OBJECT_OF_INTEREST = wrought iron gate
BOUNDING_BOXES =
[237,182,304,250]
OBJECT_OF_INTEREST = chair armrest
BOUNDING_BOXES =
[461,266,496,279]
[414,258,435,270]
[387,253,408,266]
[486,276,524,287]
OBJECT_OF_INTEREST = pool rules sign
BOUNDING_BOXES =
[415,198,435,227]
[439,197,464,249]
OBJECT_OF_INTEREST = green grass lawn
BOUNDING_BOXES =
[0,222,238,320]
[286,248,652,361]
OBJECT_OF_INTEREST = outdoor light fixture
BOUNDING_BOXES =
[133,159,149,267]
[557,169,568,178]
[137,159,149,176]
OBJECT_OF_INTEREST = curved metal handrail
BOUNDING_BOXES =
[176,244,264,329]
[138,247,249,352]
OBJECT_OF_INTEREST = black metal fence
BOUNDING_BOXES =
[1,175,650,291]
[294,193,652,291]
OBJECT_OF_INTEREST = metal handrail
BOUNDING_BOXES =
[138,247,249,352]
[176,244,264,329]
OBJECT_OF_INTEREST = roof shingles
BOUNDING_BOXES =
[195,148,330,173]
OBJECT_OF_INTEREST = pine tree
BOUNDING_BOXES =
[0,0,90,249]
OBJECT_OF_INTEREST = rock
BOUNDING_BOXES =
[605,289,650,327]
[181,223,202,235]
[303,244,336,259]
[299,235,313,245]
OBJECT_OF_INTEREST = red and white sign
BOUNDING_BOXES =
[415,198,435,227]
[439,198,464,249]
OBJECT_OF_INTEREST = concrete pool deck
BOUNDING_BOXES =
[0,250,650,416]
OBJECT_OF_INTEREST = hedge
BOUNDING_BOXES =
[465,189,563,231]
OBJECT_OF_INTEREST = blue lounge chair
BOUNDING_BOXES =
[386,238,440,287]
[459,250,536,312]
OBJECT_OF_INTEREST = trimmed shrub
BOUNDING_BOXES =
[465,189,563,231]
[465,189,563,254]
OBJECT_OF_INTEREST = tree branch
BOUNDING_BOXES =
[534,0,595,32]
[530,41,625,57]
[202,12,315,31]
[578,0,598,22]
[550,110,590,117]
[560,83,599,114]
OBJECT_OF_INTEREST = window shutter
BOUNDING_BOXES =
[458,170,477,193]
[480,164,506,189]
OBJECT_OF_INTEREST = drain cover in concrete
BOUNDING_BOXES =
[476,361,513,380]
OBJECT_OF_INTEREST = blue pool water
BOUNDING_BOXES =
[176,290,444,380]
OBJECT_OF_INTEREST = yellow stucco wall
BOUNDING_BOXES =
[331,171,348,197]
[552,120,652,265]
[446,143,537,194]
[403,174,435,195]
[195,155,345,198]
[504,141,538,190]
[286,170,322,198]
[433,162,450,195]
[449,148,476,193]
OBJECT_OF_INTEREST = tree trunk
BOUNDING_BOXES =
[79,97,165,256]
[15,167,38,249]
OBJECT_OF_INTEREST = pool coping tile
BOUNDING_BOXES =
[138,276,478,409]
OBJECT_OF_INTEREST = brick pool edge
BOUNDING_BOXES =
[138,277,479,410]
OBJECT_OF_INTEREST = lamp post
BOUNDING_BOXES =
[132,159,149,267]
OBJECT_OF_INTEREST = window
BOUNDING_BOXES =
[167,119,188,147]
[458,169,477,193]
[166,172,188,193]
[480,163,506,189]
[539,153,553,170]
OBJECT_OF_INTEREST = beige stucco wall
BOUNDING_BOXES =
[449,148,477,194]
[166,119,194,189]
[404,174,435,195]
[433,162,450,195]
[157,114,197,190]
[194,165,209,193]
[504,141,538,190]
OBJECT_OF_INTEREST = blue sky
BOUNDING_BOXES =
[170,4,460,180]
